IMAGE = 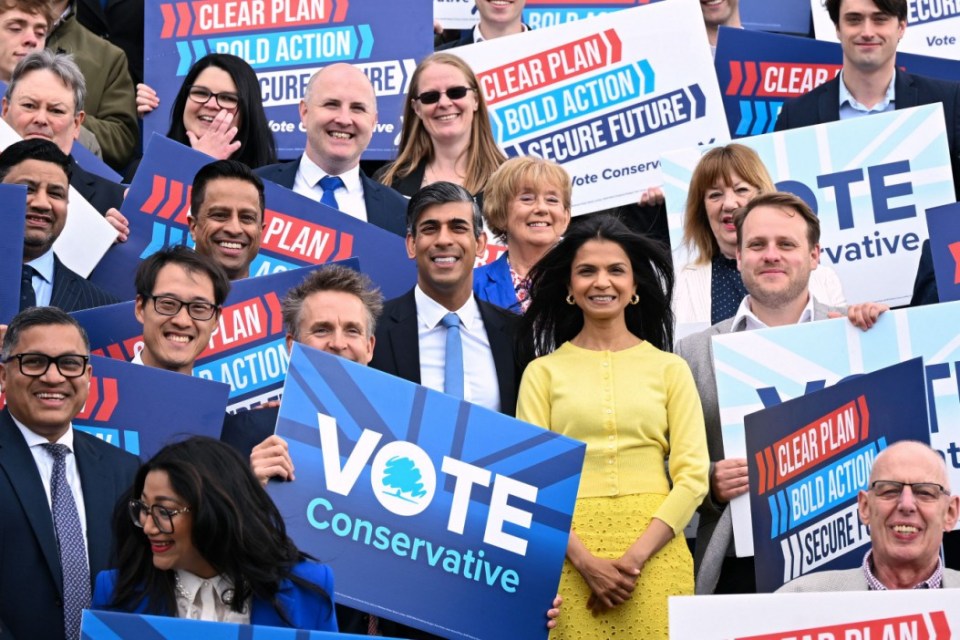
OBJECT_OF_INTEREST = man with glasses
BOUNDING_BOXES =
[2,138,118,313]
[0,306,138,639]
[189,159,265,282]
[132,245,230,375]
[778,440,960,591]
[256,63,408,236]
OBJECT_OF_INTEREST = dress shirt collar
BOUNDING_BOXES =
[12,413,74,451]
[473,22,528,43]
[414,285,483,333]
[27,249,56,287]
[862,549,943,590]
[298,153,362,195]
[730,292,815,332]
[838,69,896,114]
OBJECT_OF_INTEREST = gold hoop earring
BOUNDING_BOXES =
[566,294,576,305]
[630,294,640,305]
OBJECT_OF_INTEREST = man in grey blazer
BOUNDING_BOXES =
[675,192,887,594]
[778,441,960,591]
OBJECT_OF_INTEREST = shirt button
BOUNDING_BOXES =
[606,409,612,414]
[602,361,609,367]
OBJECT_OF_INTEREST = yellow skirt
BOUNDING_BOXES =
[550,494,693,640]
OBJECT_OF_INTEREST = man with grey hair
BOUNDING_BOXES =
[370,181,519,416]
[778,440,960,591]
[256,62,407,236]
[1,50,126,229]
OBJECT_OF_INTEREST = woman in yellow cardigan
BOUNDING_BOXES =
[517,215,708,639]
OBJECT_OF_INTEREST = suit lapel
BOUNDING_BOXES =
[477,300,517,416]
[387,290,422,384]
[818,77,841,124]
[894,70,919,108]
[74,433,116,578]
[0,411,63,593]
[50,257,80,312]
[360,172,389,232]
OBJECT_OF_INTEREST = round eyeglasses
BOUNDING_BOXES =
[129,499,191,535]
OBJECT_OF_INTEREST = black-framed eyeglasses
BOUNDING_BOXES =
[146,295,219,321]
[187,86,240,110]
[413,86,474,105]
[870,480,950,503]
[129,499,191,535]
[3,353,89,378]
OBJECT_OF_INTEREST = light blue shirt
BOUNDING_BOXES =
[838,70,896,120]
[26,250,55,307]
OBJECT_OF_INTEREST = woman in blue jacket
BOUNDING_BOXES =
[93,437,336,630]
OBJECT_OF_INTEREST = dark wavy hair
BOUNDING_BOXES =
[167,54,277,168]
[518,215,675,365]
[107,437,328,622]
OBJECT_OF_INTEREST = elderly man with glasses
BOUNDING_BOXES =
[0,306,138,640]
[778,440,960,591]
[132,245,231,375]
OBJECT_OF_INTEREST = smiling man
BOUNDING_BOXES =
[256,62,407,236]
[132,245,230,375]
[700,0,741,53]
[189,159,265,281]
[437,0,529,50]
[675,191,888,595]
[370,181,519,415]
[779,440,960,591]
[2,138,117,312]
[0,306,138,640]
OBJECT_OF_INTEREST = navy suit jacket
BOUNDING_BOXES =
[71,157,126,216]
[255,159,408,236]
[220,406,280,458]
[39,255,119,313]
[369,289,520,417]
[92,561,337,631]
[0,409,138,640]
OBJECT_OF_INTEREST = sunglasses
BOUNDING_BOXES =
[414,86,475,105]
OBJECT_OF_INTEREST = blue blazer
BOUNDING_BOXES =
[473,252,522,314]
[0,409,138,639]
[92,561,337,631]
[255,159,409,237]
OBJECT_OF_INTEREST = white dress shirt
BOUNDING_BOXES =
[293,153,368,223]
[414,286,501,412]
[175,570,250,623]
[730,291,817,332]
[13,417,89,563]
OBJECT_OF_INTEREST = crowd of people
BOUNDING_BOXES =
[1,0,959,639]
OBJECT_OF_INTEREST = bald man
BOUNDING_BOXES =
[779,441,960,591]
[256,63,407,236]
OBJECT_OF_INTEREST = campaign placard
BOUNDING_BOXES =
[662,104,956,307]
[143,0,432,160]
[454,2,730,215]
[924,201,960,302]
[744,359,929,592]
[812,0,960,60]
[0,116,117,278]
[269,345,585,640]
[670,589,957,640]
[88,135,415,301]
[81,610,378,639]
[75,355,229,458]
[74,263,353,413]
[712,301,960,557]
[0,184,26,324]
[716,27,960,138]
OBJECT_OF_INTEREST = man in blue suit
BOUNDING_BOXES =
[3,139,117,313]
[0,306,138,639]
[256,63,408,237]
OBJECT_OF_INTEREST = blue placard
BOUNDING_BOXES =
[740,0,811,35]
[143,0,432,160]
[74,263,354,412]
[269,344,584,640]
[73,355,229,458]
[744,358,930,592]
[88,134,415,301]
[0,184,26,324]
[715,27,960,138]
[80,609,384,639]
[925,202,960,303]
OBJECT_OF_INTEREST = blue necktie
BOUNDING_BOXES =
[42,443,90,640]
[441,312,464,399]
[319,175,344,210]
[20,265,37,310]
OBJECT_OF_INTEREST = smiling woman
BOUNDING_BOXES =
[92,437,338,630]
